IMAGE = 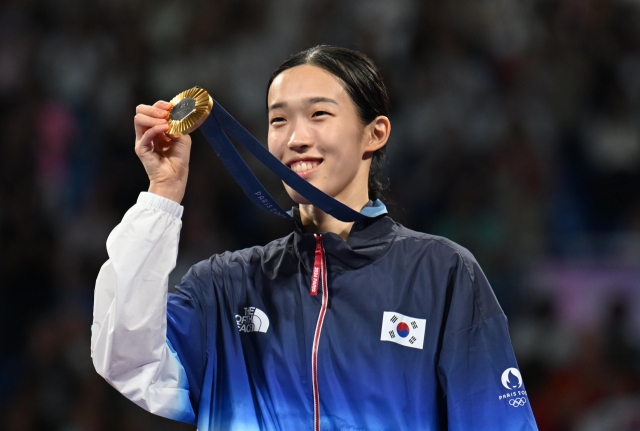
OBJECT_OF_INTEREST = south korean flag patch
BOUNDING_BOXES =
[380,312,426,349]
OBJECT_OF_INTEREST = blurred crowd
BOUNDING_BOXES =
[1,0,640,430]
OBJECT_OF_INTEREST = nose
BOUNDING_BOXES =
[287,120,313,152]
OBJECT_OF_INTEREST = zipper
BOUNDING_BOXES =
[311,234,328,431]
[310,234,324,296]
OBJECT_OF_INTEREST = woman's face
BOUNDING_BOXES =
[267,64,374,206]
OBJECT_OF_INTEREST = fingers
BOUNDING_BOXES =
[134,113,167,140]
[135,123,170,157]
[134,101,172,140]
[136,101,171,118]
[153,100,173,110]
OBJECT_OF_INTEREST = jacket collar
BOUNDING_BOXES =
[292,201,397,272]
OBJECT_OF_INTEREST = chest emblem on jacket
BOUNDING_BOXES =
[235,307,270,333]
[380,311,426,349]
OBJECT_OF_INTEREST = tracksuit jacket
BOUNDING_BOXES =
[91,192,539,431]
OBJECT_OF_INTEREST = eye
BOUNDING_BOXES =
[312,111,329,118]
[270,117,286,125]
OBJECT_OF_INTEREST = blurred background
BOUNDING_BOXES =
[1,0,639,429]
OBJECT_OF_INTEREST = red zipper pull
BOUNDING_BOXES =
[310,234,324,296]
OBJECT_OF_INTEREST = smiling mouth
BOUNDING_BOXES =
[289,160,322,173]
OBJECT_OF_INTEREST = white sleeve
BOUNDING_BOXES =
[91,192,196,424]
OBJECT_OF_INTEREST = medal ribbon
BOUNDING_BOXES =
[197,101,387,222]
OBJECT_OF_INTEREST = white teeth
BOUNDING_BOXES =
[291,161,319,172]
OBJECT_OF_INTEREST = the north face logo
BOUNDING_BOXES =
[235,307,270,333]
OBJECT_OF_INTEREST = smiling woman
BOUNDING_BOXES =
[91,45,539,431]
[268,46,390,200]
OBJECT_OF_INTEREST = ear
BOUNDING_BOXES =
[363,115,391,156]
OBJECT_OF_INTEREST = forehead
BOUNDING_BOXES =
[267,64,348,106]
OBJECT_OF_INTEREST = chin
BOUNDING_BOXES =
[285,187,312,205]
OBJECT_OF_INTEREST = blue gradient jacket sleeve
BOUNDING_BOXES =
[437,251,538,430]
[166,260,212,419]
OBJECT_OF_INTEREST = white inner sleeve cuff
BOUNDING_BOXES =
[138,192,184,219]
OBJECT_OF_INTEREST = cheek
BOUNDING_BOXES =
[267,132,282,157]
[325,127,365,169]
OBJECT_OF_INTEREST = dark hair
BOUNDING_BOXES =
[267,45,390,201]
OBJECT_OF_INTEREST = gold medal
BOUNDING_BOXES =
[166,87,213,137]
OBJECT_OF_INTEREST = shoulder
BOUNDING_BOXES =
[211,233,293,268]
[391,221,503,324]
[180,233,295,283]
[173,233,295,299]
[391,222,479,283]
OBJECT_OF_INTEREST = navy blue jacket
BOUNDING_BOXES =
[166,208,539,430]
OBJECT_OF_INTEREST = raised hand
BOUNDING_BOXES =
[134,100,192,203]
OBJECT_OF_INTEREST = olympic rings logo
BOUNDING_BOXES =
[509,398,527,407]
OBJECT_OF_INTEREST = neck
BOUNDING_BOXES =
[299,196,369,241]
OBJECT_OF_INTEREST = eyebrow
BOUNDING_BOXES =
[268,97,338,112]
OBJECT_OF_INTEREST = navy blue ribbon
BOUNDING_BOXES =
[197,100,386,222]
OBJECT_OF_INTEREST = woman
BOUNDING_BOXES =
[92,46,538,431]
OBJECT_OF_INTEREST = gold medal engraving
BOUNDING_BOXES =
[166,87,213,137]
